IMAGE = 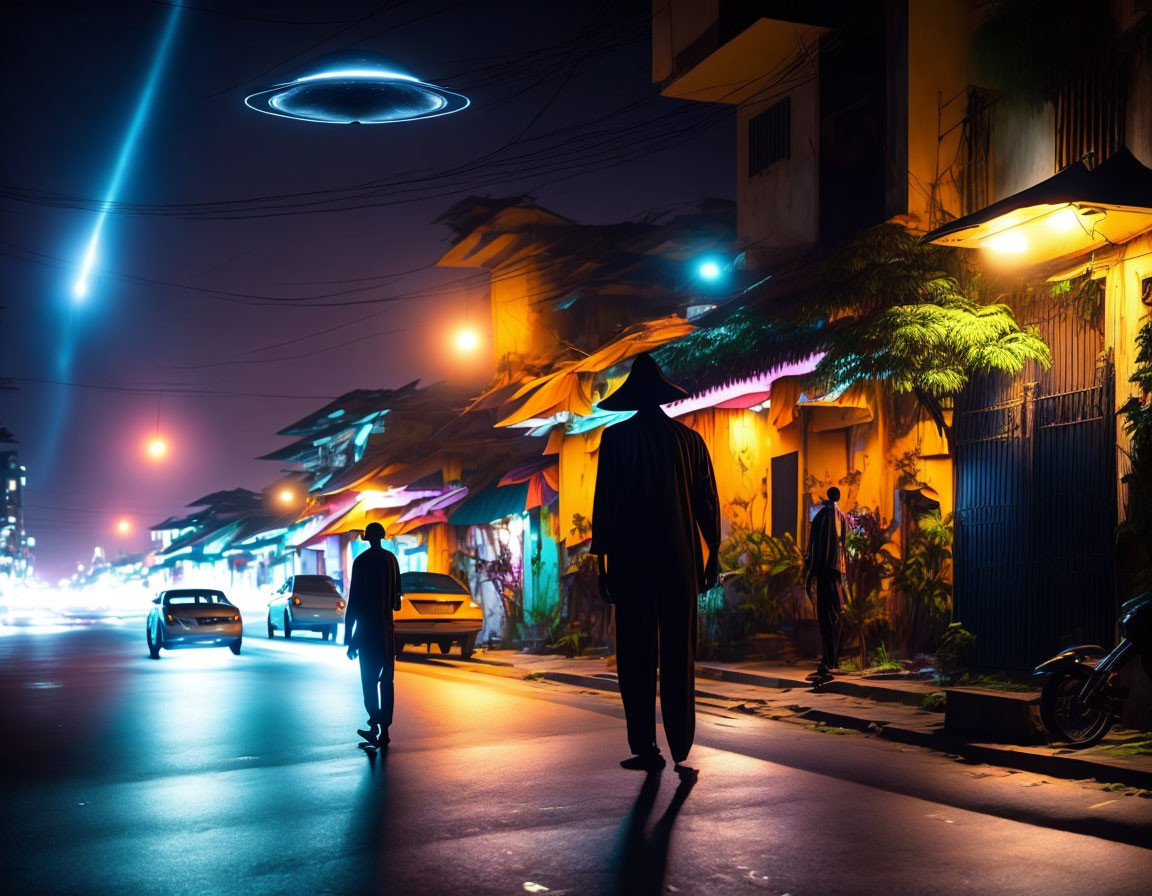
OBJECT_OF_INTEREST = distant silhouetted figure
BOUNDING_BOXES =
[805,487,849,680]
[592,354,720,772]
[345,521,403,748]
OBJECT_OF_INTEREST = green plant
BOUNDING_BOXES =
[525,600,565,642]
[1118,319,1152,589]
[870,644,900,672]
[805,224,1051,430]
[921,692,947,713]
[934,622,976,680]
[525,550,565,643]
[843,507,897,665]
[891,510,955,654]
[553,624,589,658]
[718,518,806,633]
[841,586,886,673]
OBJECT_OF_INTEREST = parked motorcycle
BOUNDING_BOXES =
[1034,591,1152,747]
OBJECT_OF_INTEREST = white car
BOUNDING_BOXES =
[146,589,242,659]
[267,575,346,641]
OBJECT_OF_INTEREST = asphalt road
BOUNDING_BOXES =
[2,619,1151,896]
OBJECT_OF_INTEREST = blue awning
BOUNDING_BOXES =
[448,482,529,526]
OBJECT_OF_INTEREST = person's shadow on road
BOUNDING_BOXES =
[609,769,697,896]
[344,748,390,891]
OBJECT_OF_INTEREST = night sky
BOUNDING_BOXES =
[0,1,733,580]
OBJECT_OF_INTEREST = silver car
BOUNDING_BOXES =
[147,589,242,659]
[266,575,346,641]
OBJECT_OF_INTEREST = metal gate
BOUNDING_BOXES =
[953,306,1117,669]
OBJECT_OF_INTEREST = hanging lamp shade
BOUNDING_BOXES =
[922,148,1152,265]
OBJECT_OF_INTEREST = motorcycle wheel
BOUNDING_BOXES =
[1040,665,1114,747]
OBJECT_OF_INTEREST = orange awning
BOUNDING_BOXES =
[495,316,696,426]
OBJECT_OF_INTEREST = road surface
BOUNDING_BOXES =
[2,619,1150,895]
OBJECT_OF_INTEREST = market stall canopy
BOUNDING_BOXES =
[297,499,400,547]
[922,147,1152,265]
[494,316,696,427]
[768,377,875,431]
[449,481,530,526]
[499,457,559,511]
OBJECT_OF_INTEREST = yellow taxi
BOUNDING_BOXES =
[394,571,483,659]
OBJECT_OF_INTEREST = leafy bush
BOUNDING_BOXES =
[1118,320,1152,590]
[891,510,955,654]
[718,521,806,634]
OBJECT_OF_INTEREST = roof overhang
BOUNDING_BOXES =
[662,18,826,105]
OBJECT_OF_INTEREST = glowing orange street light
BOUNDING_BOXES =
[117,519,132,535]
[454,328,480,354]
[279,489,295,504]
[146,437,168,460]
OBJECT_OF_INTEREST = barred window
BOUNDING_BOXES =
[1055,65,1126,170]
[748,96,791,177]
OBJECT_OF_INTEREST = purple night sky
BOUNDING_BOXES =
[0,1,733,580]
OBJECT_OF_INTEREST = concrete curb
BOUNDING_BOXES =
[880,724,1152,791]
[512,667,1152,790]
[436,655,1152,790]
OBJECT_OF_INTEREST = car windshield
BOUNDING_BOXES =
[400,572,468,595]
[164,591,231,605]
[294,575,340,595]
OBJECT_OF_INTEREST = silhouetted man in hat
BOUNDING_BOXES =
[805,487,849,682]
[345,521,403,748]
[592,353,720,772]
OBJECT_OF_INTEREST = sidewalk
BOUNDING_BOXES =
[421,648,1152,791]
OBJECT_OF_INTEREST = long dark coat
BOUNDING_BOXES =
[590,407,720,586]
[590,406,720,762]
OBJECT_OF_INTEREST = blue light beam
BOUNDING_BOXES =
[71,3,184,302]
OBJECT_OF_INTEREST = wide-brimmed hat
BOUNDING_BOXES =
[597,353,688,410]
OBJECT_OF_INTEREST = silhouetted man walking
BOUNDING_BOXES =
[345,522,402,748]
[592,354,720,772]
[805,487,849,681]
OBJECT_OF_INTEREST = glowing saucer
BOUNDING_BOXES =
[244,51,468,125]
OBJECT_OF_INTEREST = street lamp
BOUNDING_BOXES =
[697,260,722,280]
[146,437,167,460]
[454,328,480,354]
[117,519,131,535]
[279,489,295,504]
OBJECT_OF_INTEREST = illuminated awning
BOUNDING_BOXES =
[449,481,530,526]
[662,357,821,417]
[499,458,559,511]
[394,487,469,524]
[922,148,1152,265]
[768,377,875,431]
[494,316,696,427]
[800,383,876,433]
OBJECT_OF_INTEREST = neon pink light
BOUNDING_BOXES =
[663,356,822,417]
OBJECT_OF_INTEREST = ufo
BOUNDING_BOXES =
[244,50,469,125]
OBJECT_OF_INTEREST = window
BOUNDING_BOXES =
[400,572,468,594]
[748,96,791,177]
[293,575,340,595]
[1055,65,1126,170]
